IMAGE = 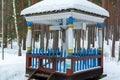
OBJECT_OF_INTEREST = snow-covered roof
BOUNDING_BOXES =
[21,0,109,17]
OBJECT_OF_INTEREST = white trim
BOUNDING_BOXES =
[25,12,105,25]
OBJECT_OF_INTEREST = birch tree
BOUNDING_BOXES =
[13,0,21,56]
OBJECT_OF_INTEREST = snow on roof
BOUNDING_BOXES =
[21,0,109,17]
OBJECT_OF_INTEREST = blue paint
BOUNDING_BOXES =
[35,58,37,68]
[56,49,58,57]
[27,21,33,26]
[67,16,74,24]
[60,61,62,72]
[96,49,99,66]
[36,48,38,55]
[31,58,33,68]
[52,49,54,57]
[60,50,62,57]
[56,61,58,71]
[74,48,77,57]
[80,49,83,57]
[41,48,44,55]
[87,49,89,56]
[74,61,76,72]
[64,50,66,58]
[68,54,73,57]
[97,23,104,28]
[83,48,86,56]
[77,61,79,71]
[63,61,66,72]
[32,58,35,68]
[47,60,49,69]
[83,59,85,70]
[93,48,97,67]
[89,49,92,68]
[45,59,47,68]
[38,48,41,55]
[48,49,51,56]
[81,60,84,70]
[31,49,32,54]
[79,60,81,70]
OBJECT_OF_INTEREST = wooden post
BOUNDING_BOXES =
[26,21,33,54]
[26,54,31,68]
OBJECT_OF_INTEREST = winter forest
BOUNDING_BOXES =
[0,0,120,80]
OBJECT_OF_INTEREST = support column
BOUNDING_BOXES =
[97,23,103,54]
[66,17,74,75]
[67,17,74,57]
[26,21,33,54]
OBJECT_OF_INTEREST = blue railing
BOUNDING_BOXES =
[29,48,100,73]
[73,48,99,72]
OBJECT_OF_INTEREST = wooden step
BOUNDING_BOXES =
[99,74,107,79]
[28,69,38,80]
[34,73,50,78]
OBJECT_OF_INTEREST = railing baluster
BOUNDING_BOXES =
[63,61,66,72]
[77,60,79,71]
[48,49,51,68]
[60,50,62,57]
[74,48,76,57]
[74,61,76,72]
[39,48,41,55]
[64,50,66,58]
[56,60,58,71]
[33,49,35,68]
[36,48,38,55]
[80,49,83,70]
[56,49,58,57]
[52,49,54,57]
[87,49,90,69]
[96,48,99,67]
[93,48,96,67]
[60,61,62,72]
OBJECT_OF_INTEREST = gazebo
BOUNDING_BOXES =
[21,0,109,80]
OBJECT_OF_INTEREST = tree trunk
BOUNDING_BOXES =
[53,30,59,50]
[4,0,8,48]
[11,39,13,49]
[32,24,35,48]
[88,27,91,49]
[112,0,117,58]
[92,26,95,47]
[23,37,26,50]
[46,26,50,49]
[40,25,44,49]
[82,30,84,49]
[118,39,120,61]
[76,30,81,50]
[13,0,21,56]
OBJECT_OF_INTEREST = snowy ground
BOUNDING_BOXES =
[0,40,120,80]
[0,43,26,80]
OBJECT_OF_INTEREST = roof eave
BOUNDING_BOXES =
[21,9,109,18]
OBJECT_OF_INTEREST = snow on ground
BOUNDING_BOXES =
[0,42,26,80]
[0,40,120,80]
